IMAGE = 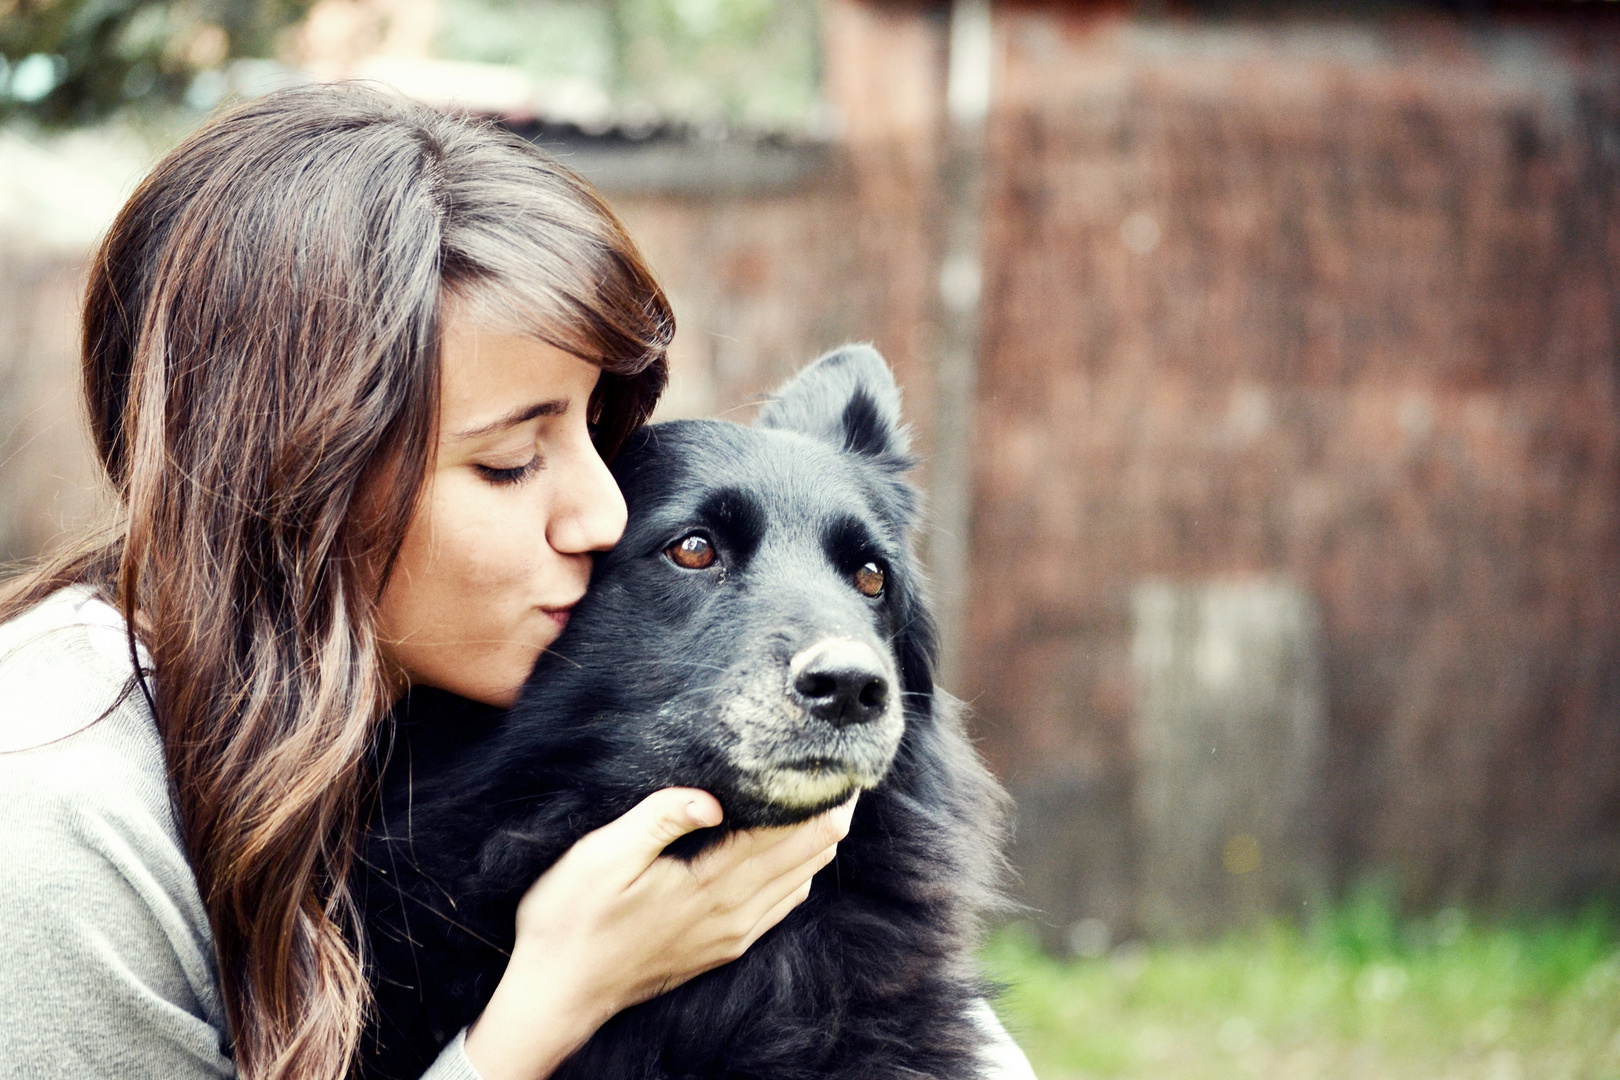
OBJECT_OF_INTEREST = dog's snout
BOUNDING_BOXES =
[791,640,890,728]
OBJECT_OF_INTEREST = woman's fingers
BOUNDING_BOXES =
[493,787,860,1062]
[574,788,723,874]
[688,792,857,887]
[737,835,838,926]
[705,818,844,954]
[687,847,829,975]
[739,878,816,955]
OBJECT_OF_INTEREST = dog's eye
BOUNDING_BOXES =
[666,534,716,570]
[854,561,885,598]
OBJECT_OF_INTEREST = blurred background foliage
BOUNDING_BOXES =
[0,0,822,127]
[0,0,295,123]
[987,892,1620,1080]
[434,0,820,127]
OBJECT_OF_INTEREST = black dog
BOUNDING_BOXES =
[355,346,1010,1079]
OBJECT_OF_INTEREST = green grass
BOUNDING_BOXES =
[981,892,1620,1080]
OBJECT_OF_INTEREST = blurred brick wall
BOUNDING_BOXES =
[620,0,947,470]
[564,5,1620,926]
[3,3,1617,932]
[966,9,1620,915]
[616,185,878,422]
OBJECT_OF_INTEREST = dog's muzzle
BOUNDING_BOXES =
[720,637,904,810]
[790,639,891,728]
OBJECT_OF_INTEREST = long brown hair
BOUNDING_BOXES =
[0,84,671,1079]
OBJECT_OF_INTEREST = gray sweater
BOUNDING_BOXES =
[0,587,1035,1080]
[0,586,479,1079]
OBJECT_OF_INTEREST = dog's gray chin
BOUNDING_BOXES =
[748,763,874,810]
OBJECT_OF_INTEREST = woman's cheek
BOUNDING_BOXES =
[468,482,552,585]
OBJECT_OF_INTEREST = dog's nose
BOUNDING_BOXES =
[791,640,891,728]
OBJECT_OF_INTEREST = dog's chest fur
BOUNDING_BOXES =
[355,348,1009,1079]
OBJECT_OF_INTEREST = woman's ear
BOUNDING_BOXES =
[755,344,910,460]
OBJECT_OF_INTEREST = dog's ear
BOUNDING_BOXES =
[755,344,910,459]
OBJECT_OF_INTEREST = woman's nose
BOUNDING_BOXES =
[547,437,627,555]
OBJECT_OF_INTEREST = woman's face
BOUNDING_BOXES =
[377,309,628,707]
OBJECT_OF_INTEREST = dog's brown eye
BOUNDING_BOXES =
[667,534,716,570]
[854,562,885,597]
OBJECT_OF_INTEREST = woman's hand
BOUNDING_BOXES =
[461,788,856,1080]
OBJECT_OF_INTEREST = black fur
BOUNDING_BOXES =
[355,345,1010,1080]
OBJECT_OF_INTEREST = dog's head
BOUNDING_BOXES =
[544,345,936,828]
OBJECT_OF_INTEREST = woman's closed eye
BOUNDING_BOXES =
[475,455,543,486]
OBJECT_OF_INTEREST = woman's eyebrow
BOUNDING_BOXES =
[449,399,569,441]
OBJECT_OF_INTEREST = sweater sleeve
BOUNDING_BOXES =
[0,590,490,1080]
[0,766,486,1080]
[421,1030,486,1080]
[0,592,232,1078]
[0,737,236,1077]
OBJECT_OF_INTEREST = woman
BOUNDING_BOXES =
[0,84,851,1080]
[0,84,1033,1080]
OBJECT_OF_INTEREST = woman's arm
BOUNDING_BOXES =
[462,788,854,1080]
[0,715,235,1078]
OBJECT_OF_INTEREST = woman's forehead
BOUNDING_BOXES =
[438,316,599,441]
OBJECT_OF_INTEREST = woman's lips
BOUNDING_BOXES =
[542,603,576,630]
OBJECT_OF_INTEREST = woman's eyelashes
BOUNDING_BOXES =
[475,455,543,486]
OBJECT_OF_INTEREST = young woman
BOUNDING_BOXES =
[0,84,1032,1080]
